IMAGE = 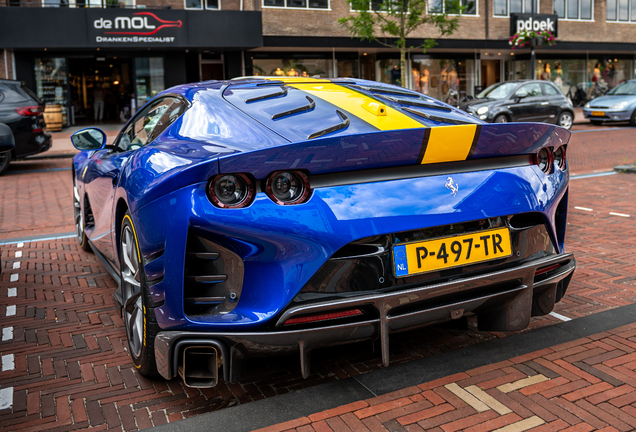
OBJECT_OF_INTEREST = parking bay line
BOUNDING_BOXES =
[549,311,572,322]
[610,212,630,217]
[574,207,593,211]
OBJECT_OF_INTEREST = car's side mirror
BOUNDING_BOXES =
[515,93,527,102]
[71,128,107,151]
[0,123,15,154]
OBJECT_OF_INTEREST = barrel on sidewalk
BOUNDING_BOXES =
[43,104,63,132]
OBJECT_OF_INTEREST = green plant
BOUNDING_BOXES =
[338,0,461,87]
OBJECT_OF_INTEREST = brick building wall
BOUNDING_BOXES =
[258,0,636,44]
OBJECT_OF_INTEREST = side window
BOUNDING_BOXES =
[515,83,542,98]
[115,96,187,152]
[541,84,559,96]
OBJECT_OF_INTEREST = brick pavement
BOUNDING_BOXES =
[258,321,636,432]
[0,129,635,430]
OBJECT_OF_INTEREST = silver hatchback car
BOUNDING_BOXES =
[584,80,636,125]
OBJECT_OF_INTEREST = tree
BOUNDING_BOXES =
[338,0,463,88]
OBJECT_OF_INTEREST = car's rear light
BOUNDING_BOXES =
[15,106,43,116]
[554,145,566,170]
[535,263,560,276]
[284,309,363,326]
[33,128,43,133]
[266,171,311,205]
[207,173,254,209]
[535,147,553,174]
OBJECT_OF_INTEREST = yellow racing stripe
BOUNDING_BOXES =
[290,83,424,131]
[421,125,479,164]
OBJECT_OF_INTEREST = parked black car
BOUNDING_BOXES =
[0,79,52,174]
[460,80,575,130]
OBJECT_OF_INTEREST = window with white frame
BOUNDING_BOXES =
[607,0,636,21]
[429,0,477,15]
[185,0,219,10]
[554,0,592,19]
[263,0,328,9]
[493,0,537,16]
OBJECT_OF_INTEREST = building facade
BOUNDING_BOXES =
[1,0,635,125]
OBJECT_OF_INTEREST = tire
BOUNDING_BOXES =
[591,120,603,126]
[557,111,573,130]
[0,152,10,176]
[630,110,636,127]
[73,175,92,252]
[494,114,508,123]
[120,212,159,376]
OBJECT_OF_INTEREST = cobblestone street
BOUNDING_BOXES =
[1,124,636,431]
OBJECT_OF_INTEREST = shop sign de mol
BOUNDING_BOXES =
[510,14,558,37]
[87,9,187,47]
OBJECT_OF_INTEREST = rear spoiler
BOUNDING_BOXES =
[219,123,570,179]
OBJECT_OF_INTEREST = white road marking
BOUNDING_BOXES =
[570,171,617,179]
[14,251,21,258]
[550,311,572,322]
[7,288,16,297]
[2,354,15,371]
[9,274,18,282]
[16,243,23,248]
[610,212,630,217]
[2,327,13,342]
[12,262,20,269]
[5,306,16,317]
[0,387,13,410]
[574,206,593,211]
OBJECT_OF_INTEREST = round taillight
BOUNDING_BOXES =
[554,146,566,170]
[536,148,553,174]
[208,174,254,208]
[266,171,311,205]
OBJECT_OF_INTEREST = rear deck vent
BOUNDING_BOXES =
[184,233,244,317]
[245,86,289,103]
[376,95,452,112]
[402,107,478,125]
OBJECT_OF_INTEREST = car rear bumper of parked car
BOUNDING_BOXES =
[154,252,575,387]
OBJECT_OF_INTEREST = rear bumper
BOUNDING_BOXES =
[155,252,575,382]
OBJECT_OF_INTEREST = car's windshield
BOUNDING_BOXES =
[477,82,519,99]
[607,82,636,95]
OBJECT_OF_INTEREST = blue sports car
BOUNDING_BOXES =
[70,78,575,388]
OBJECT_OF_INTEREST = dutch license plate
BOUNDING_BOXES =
[591,111,605,116]
[393,227,512,277]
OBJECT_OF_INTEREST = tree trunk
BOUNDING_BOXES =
[400,42,407,88]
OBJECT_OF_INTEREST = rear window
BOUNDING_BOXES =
[0,83,34,104]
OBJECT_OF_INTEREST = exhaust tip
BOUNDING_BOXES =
[178,346,220,388]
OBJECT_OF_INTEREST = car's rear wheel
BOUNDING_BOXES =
[73,176,92,252]
[494,114,508,123]
[0,152,10,176]
[120,213,159,376]
[557,111,573,130]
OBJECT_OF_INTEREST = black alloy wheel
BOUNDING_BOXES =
[73,175,92,252]
[120,212,159,376]
[0,152,10,176]
[558,112,573,130]
[494,114,508,123]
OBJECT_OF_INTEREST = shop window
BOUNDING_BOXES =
[606,0,636,20]
[409,58,477,100]
[252,58,334,78]
[135,58,165,110]
[185,0,220,9]
[263,0,328,9]
[429,0,477,15]
[35,58,69,127]
[554,0,592,19]
[493,0,537,16]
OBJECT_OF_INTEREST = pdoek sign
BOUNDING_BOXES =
[510,14,558,37]
[93,12,182,38]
